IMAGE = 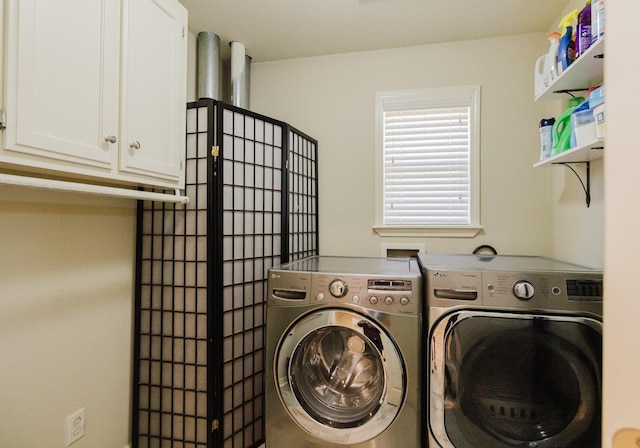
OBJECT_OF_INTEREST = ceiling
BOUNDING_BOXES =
[178,0,571,63]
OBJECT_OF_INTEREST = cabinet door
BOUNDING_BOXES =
[3,0,120,171]
[119,0,187,186]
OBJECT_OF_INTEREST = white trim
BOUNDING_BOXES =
[0,173,190,204]
[373,225,483,238]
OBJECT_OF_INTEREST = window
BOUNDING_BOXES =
[374,86,482,237]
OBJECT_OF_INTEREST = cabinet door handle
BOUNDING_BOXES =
[104,135,117,143]
[130,141,141,150]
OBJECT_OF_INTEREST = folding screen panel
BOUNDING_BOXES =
[133,100,318,448]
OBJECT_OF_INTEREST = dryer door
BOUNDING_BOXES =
[429,311,602,448]
[274,308,406,445]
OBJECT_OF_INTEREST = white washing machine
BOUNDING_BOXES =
[265,256,423,447]
[418,254,603,448]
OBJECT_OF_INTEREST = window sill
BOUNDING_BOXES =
[372,225,483,238]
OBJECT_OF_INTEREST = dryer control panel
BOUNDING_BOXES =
[426,267,602,316]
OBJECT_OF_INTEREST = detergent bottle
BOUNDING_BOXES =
[551,96,585,156]
[576,0,592,57]
[558,9,579,73]
[534,54,547,97]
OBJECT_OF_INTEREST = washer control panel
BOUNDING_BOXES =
[269,270,421,316]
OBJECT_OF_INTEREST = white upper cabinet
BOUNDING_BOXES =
[2,0,187,189]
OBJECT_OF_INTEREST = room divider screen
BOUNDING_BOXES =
[133,100,318,448]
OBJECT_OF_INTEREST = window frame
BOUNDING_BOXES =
[373,85,483,238]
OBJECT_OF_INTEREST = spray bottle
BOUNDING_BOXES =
[558,9,579,73]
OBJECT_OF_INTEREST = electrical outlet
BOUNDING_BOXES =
[65,408,86,446]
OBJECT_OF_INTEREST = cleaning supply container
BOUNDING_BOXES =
[539,118,556,160]
[592,0,605,44]
[552,96,585,156]
[577,0,592,57]
[570,99,595,147]
[534,54,548,97]
[558,9,579,73]
[534,32,561,97]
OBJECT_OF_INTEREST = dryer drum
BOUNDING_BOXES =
[457,330,597,446]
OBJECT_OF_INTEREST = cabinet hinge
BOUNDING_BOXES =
[211,146,219,157]
[182,27,186,39]
[211,419,219,432]
[0,109,6,130]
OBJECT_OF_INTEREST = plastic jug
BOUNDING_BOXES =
[534,54,547,97]
[552,97,585,155]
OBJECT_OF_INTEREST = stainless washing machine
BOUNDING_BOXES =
[265,256,423,447]
[418,254,603,448]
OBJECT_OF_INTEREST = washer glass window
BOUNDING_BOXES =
[290,326,386,427]
[274,308,407,445]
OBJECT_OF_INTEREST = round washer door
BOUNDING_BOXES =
[429,311,602,448]
[274,308,406,445]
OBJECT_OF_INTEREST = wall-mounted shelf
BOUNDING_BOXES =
[533,138,603,208]
[533,138,604,168]
[535,38,605,102]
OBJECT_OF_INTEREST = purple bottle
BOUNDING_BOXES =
[576,0,592,57]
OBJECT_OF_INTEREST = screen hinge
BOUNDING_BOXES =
[0,109,6,129]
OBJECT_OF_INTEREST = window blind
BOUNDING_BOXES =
[383,106,471,226]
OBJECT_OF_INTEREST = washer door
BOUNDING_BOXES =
[274,308,406,445]
[430,311,602,448]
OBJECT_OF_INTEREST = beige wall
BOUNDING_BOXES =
[547,0,604,268]
[0,187,135,447]
[248,34,563,258]
[603,0,640,444]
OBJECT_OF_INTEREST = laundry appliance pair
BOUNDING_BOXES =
[264,254,603,448]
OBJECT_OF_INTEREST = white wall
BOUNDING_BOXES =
[0,187,135,448]
[248,34,559,258]
[603,0,640,444]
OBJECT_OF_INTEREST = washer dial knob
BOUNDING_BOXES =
[513,280,535,300]
[329,279,348,298]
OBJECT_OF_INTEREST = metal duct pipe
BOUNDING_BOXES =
[197,32,221,100]
[230,41,251,109]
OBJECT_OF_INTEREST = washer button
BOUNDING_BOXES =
[369,296,379,305]
[552,286,561,295]
[400,297,410,306]
[352,295,360,303]
[384,296,394,305]
[317,293,325,301]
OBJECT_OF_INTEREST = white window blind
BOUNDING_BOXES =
[384,107,470,225]
[374,86,481,235]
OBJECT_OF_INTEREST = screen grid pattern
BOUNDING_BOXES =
[134,103,211,448]
[220,108,282,447]
[287,128,318,262]
[134,100,318,448]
